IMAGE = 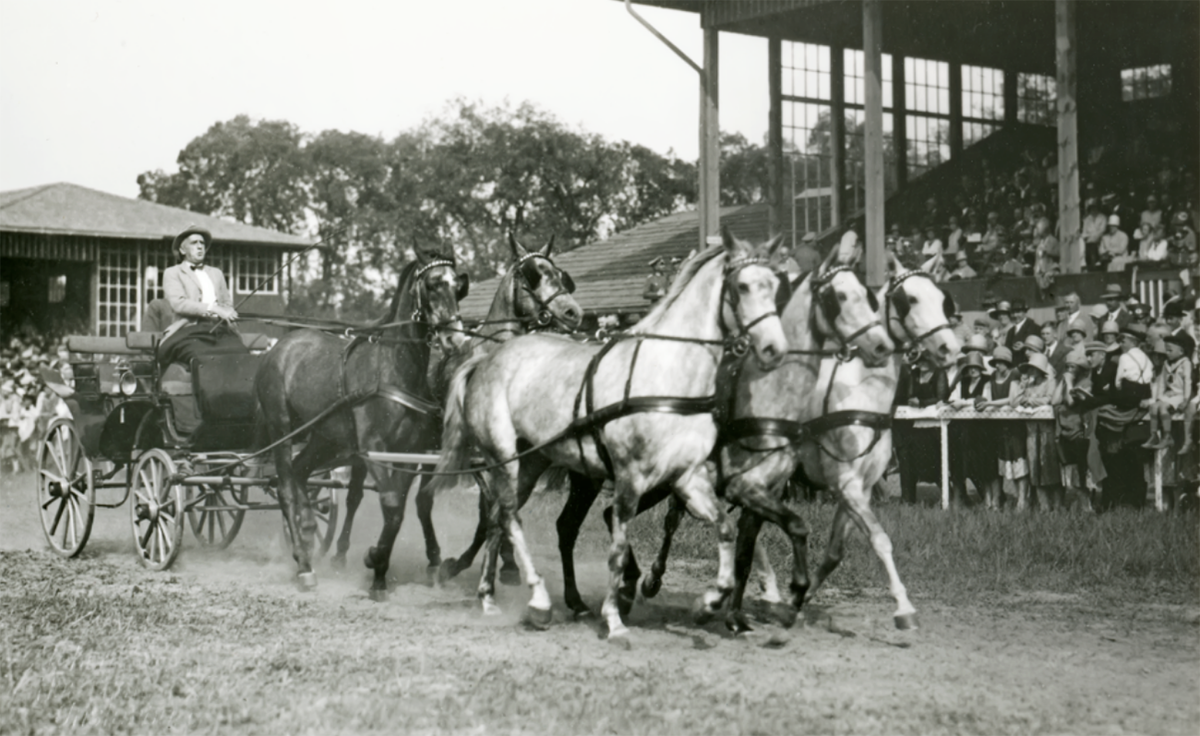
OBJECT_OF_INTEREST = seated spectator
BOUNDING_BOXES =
[1100,215,1131,271]
[1142,335,1193,450]
[944,215,964,257]
[642,257,670,303]
[1170,211,1197,268]
[1082,199,1108,272]
[1138,222,1170,263]
[1032,216,1060,291]
[944,252,977,280]
[1139,194,1163,249]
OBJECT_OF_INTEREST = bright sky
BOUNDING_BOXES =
[0,0,766,201]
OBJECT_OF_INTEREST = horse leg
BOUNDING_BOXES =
[639,489,685,599]
[437,473,490,583]
[673,463,736,626]
[504,454,554,628]
[752,538,783,605]
[272,441,315,588]
[725,510,765,634]
[413,470,442,574]
[332,459,368,569]
[555,471,602,618]
[600,482,638,644]
[834,478,918,629]
[362,461,417,602]
[476,472,505,616]
[282,440,336,588]
[603,483,672,616]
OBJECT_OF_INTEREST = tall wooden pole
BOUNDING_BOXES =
[768,37,784,239]
[700,26,721,249]
[1056,0,1081,273]
[830,45,846,227]
[863,0,886,288]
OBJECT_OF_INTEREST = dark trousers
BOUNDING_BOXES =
[1098,442,1147,511]
[158,323,247,369]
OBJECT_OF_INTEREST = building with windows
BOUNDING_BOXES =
[0,182,311,338]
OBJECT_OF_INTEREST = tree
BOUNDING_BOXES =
[138,115,310,233]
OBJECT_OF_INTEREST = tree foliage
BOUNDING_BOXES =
[138,101,748,319]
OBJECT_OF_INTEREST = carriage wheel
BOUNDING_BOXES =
[309,484,339,558]
[278,483,340,559]
[185,481,247,549]
[35,418,95,558]
[130,449,185,570]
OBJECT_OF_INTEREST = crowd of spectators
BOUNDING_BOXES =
[887,148,1199,287]
[0,327,71,473]
[894,288,1197,512]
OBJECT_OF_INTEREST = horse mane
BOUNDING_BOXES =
[630,244,724,333]
[374,259,421,328]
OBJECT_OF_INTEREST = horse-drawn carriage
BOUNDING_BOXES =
[34,330,342,570]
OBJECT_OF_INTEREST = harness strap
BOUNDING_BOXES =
[375,384,441,415]
[570,396,716,433]
[723,416,807,444]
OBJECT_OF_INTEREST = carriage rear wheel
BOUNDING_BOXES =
[130,449,185,570]
[35,418,95,558]
[185,470,248,549]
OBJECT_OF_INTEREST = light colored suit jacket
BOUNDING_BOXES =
[162,262,234,337]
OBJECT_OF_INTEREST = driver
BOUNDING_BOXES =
[158,225,248,367]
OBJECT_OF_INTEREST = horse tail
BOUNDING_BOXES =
[434,353,487,491]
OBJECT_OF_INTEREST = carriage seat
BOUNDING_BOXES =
[124,331,273,353]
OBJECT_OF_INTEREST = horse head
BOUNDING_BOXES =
[413,247,469,352]
[884,252,962,367]
[810,245,894,366]
[509,233,583,331]
[720,227,788,371]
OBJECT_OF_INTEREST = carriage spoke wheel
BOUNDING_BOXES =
[130,449,185,570]
[278,484,340,559]
[185,480,247,549]
[35,418,95,558]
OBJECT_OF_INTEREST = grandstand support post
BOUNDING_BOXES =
[700,25,721,250]
[1056,0,1082,273]
[768,37,785,239]
[830,45,846,228]
[863,0,886,289]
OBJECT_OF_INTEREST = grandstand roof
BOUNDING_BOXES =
[0,182,312,248]
[629,1,1197,75]
[459,203,772,319]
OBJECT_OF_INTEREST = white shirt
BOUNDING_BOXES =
[191,265,217,307]
[1116,347,1153,387]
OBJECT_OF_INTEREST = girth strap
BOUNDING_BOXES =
[723,416,807,444]
[570,396,716,434]
[804,409,892,435]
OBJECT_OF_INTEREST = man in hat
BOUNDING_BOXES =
[1005,299,1041,360]
[1161,299,1190,343]
[642,256,670,304]
[1100,215,1130,271]
[1101,284,1132,331]
[944,251,977,280]
[989,300,1013,349]
[1170,210,1196,268]
[159,225,246,368]
[794,231,822,275]
[1056,292,1095,343]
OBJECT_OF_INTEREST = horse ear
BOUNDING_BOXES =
[456,272,470,301]
[818,240,840,273]
[508,232,528,260]
[721,225,737,251]
[540,235,555,257]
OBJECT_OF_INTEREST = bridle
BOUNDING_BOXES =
[411,259,463,338]
[812,265,884,359]
[719,255,779,357]
[885,269,954,349]
[513,252,576,329]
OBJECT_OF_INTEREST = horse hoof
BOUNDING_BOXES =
[437,558,461,584]
[571,606,594,621]
[481,599,503,617]
[725,613,753,635]
[297,572,317,590]
[526,605,553,630]
[330,554,346,570]
[498,567,521,587]
[769,602,799,629]
[640,575,663,599]
[606,629,632,649]
[894,612,919,630]
[368,587,388,603]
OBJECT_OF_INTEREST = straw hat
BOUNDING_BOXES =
[1021,352,1052,376]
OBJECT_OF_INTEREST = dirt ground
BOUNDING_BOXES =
[3,470,1198,735]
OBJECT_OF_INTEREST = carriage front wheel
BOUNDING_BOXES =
[35,418,95,558]
[185,472,248,550]
[130,449,185,570]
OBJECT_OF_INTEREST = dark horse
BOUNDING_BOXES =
[255,248,468,599]
[330,233,584,575]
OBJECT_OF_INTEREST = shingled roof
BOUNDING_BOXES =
[0,182,312,248]
[459,203,771,320]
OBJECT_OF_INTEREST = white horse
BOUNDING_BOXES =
[437,228,788,643]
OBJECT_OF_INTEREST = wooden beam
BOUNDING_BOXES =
[892,52,908,191]
[700,27,721,249]
[863,0,886,289]
[830,44,846,227]
[768,37,784,238]
[1056,0,1082,273]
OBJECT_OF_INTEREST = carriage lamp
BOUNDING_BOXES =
[119,371,140,396]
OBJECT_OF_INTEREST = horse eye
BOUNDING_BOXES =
[738,282,750,294]
[838,293,847,302]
